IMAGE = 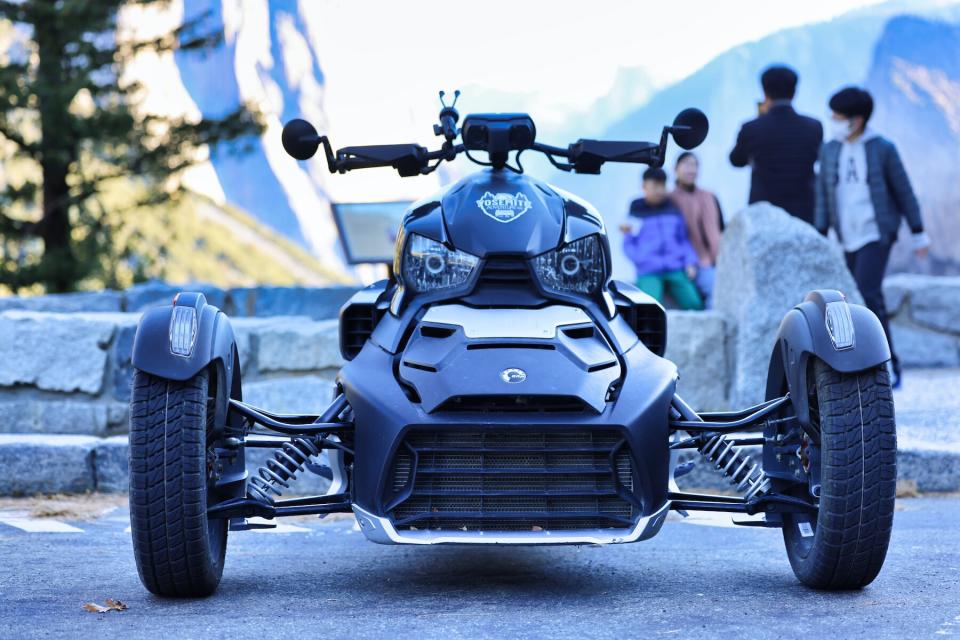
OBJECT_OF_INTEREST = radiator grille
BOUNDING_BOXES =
[386,429,638,532]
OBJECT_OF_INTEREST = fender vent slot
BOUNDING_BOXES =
[562,326,595,340]
[420,325,456,339]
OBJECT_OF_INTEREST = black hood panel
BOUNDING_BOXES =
[402,169,606,258]
[440,170,564,257]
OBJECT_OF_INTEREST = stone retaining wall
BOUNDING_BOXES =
[0,281,360,319]
[0,311,344,437]
[885,274,960,367]
[2,268,958,497]
[1,271,956,441]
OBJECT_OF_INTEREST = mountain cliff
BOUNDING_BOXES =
[866,15,960,272]
[173,0,343,272]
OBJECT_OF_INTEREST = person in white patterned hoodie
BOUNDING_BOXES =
[814,86,930,388]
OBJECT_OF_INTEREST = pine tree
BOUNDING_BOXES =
[0,1,264,293]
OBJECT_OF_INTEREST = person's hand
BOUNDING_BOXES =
[685,265,697,280]
[911,232,931,259]
[618,222,632,233]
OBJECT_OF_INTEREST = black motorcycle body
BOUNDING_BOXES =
[127,94,897,596]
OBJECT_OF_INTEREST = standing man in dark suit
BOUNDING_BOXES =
[729,65,823,225]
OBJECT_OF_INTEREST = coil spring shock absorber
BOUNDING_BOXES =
[698,434,771,499]
[248,437,320,504]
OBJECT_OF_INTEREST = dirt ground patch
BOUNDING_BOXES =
[0,493,127,520]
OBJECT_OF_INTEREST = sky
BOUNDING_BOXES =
[305,0,888,127]
[300,0,890,200]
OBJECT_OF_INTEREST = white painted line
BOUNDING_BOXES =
[0,516,84,533]
[246,517,311,533]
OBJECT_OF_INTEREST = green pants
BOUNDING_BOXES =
[636,270,703,310]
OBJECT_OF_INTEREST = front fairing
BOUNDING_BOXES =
[392,169,612,316]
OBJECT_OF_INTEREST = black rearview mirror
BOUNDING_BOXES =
[670,108,709,150]
[282,119,321,160]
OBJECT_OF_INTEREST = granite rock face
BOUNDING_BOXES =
[0,312,115,395]
[714,203,863,407]
[883,274,960,367]
[124,281,227,313]
[890,321,960,367]
[0,400,108,436]
[256,319,343,373]
[664,311,729,411]
[0,290,123,313]
[243,376,337,414]
[0,435,97,495]
[228,286,358,320]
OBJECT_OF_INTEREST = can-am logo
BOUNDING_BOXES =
[476,191,532,223]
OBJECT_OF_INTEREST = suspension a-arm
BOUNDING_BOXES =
[212,391,357,521]
[668,393,818,519]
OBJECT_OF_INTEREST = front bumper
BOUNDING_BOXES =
[338,306,679,545]
[353,500,671,545]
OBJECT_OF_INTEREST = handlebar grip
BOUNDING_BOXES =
[336,144,428,177]
[569,139,660,173]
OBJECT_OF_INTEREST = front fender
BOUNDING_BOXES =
[765,290,890,427]
[131,292,240,387]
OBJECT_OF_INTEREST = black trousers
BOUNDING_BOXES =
[845,241,899,374]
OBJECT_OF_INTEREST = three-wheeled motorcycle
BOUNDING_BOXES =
[128,92,896,597]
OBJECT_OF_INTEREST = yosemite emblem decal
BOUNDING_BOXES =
[476,191,533,223]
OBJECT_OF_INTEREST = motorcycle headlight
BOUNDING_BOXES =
[532,235,605,294]
[402,233,480,293]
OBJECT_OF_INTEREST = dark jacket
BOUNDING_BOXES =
[729,104,824,224]
[623,198,698,276]
[814,135,923,243]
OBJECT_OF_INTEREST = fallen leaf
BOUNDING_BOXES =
[105,599,128,611]
[83,599,127,613]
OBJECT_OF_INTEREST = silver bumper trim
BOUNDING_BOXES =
[352,501,671,546]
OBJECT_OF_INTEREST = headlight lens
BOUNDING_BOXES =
[532,235,605,294]
[402,233,480,292]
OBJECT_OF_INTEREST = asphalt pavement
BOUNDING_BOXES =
[1,496,958,639]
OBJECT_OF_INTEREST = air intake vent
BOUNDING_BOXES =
[340,302,385,360]
[435,395,589,413]
[618,302,666,356]
[477,259,533,286]
[386,429,639,532]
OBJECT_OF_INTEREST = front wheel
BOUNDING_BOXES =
[781,360,897,590]
[128,369,228,597]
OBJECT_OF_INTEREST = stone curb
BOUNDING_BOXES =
[0,434,332,496]
[0,434,954,496]
[677,444,960,494]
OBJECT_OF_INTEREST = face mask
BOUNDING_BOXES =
[830,118,854,141]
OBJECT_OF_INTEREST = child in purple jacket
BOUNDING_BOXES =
[619,168,703,310]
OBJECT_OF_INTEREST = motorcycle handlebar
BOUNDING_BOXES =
[282,104,705,177]
[283,122,666,177]
[328,137,663,176]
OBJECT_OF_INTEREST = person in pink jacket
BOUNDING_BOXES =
[670,152,724,308]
